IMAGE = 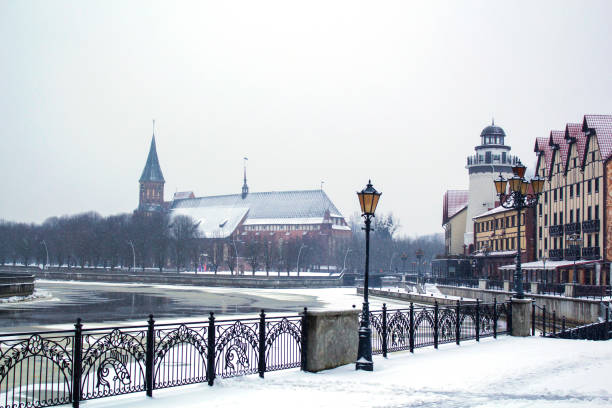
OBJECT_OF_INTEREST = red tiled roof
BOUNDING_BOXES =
[443,190,468,225]
[565,123,587,168]
[583,115,612,162]
[534,137,553,176]
[549,130,568,175]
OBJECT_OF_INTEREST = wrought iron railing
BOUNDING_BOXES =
[432,277,480,288]
[582,246,600,259]
[368,300,510,357]
[0,311,304,408]
[549,249,564,260]
[549,225,564,237]
[533,302,611,340]
[487,280,505,290]
[538,283,565,296]
[564,222,581,235]
[582,219,600,233]
[574,284,609,299]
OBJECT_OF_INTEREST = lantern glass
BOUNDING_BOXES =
[512,162,527,178]
[508,176,522,192]
[520,180,530,195]
[531,176,545,194]
[357,180,382,216]
[494,175,507,195]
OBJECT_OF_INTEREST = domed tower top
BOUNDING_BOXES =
[478,119,508,148]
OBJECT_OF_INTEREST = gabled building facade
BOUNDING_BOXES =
[533,114,612,285]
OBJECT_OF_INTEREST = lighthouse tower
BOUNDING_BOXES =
[464,120,518,251]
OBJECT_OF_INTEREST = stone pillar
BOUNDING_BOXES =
[564,283,575,298]
[530,282,539,294]
[479,279,488,290]
[510,298,532,337]
[304,309,360,372]
[503,280,511,292]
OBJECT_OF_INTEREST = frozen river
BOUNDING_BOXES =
[0,280,411,332]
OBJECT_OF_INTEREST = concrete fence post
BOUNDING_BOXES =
[303,309,360,372]
[564,283,576,298]
[503,281,511,292]
[478,279,488,290]
[510,298,532,337]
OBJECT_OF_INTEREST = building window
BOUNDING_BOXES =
[553,189,557,201]
[588,206,592,220]
[569,209,573,223]
[576,183,580,196]
[588,234,592,248]
[595,233,599,245]
[569,185,573,197]
[573,158,577,168]
[553,213,557,226]
[512,237,515,249]
[539,249,542,258]
[592,151,595,162]
[595,205,599,219]
[544,238,548,250]
[559,211,563,224]
[538,204,542,216]
[545,191,548,203]
[538,226,542,238]
[595,178,599,193]
[560,187,563,200]
[576,208,580,221]
[544,214,548,226]
[512,215,516,227]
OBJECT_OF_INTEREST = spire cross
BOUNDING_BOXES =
[152,119,156,135]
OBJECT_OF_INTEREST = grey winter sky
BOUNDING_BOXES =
[1,1,611,236]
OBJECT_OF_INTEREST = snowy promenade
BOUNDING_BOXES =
[80,336,612,408]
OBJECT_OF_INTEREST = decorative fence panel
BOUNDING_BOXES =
[1,303,509,408]
[368,300,510,357]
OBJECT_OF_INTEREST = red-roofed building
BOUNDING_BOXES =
[442,190,469,255]
[533,114,612,285]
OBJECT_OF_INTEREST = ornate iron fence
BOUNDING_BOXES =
[0,311,303,408]
[532,302,611,340]
[368,300,511,357]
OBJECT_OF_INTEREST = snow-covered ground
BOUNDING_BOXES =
[73,336,612,408]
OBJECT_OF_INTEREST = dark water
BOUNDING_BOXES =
[0,281,324,331]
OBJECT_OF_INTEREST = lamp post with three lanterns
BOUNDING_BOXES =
[494,162,544,299]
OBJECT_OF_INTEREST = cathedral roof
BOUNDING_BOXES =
[171,189,344,222]
[480,124,506,138]
[139,136,165,183]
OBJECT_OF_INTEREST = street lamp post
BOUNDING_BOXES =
[566,233,583,284]
[127,241,136,272]
[296,244,308,277]
[494,162,544,299]
[389,252,397,274]
[342,248,352,274]
[400,252,408,275]
[355,180,381,371]
[41,240,49,270]
[542,257,548,285]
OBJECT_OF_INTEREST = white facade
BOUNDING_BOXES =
[463,122,519,250]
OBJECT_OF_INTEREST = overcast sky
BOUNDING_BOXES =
[1,1,611,236]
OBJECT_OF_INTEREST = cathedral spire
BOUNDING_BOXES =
[241,157,249,199]
[139,123,165,183]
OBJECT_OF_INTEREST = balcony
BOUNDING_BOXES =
[549,249,564,261]
[564,222,581,235]
[582,219,600,233]
[549,225,564,237]
[582,246,600,260]
[564,246,580,259]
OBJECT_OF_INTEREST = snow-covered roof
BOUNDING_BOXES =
[172,190,344,221]
[443,190,469,225]
[472,205,511,219]
[472,250,516,257]
[499,259,601,270]
[332,224,351,231]
[170,206,249,238]
[244,217,323,226]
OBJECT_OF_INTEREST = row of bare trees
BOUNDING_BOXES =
[0,211,444,274]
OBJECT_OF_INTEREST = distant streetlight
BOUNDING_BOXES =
[494,162,544,298]
[127,241,136,272]
[355,179,381,372]
[297,244,308,277]
[41,240,49,270]
[342,248,353,274]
